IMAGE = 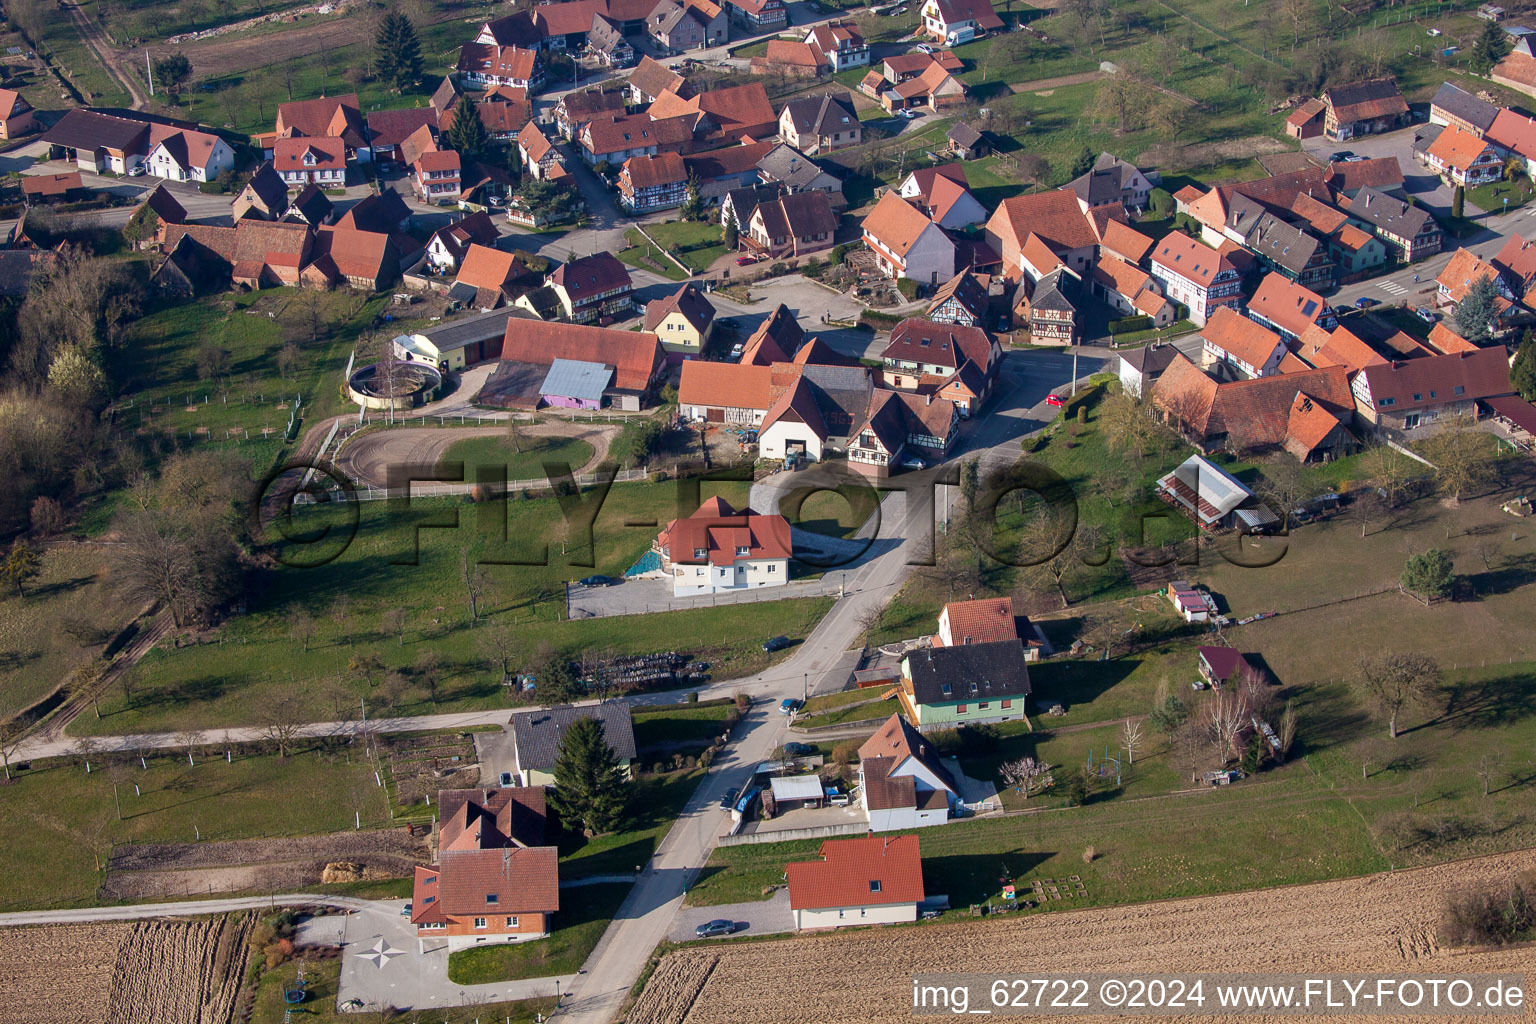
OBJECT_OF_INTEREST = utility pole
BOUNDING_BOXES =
[1070,347,1078,396]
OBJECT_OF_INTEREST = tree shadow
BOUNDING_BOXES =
[1435,671,1536,730]
[1287,680,1371,755]
[1462,555,1536,598]
[925,850,1056,907]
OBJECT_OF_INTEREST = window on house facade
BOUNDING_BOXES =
[1001,699,1012,709]
[474,917,488,929]
[956,703,967,713]
[505,916,519,927]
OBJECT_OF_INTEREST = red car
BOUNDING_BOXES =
[736,254,758,266]
[1045,394,1065,408]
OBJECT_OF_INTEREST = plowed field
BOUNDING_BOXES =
[0,915,252,1024]
[629,850,1536,1024]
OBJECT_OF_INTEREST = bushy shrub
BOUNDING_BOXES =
[1440,877,1536,946]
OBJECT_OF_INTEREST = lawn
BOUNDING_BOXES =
[561,770,705,877]
[1466,176,1535,215]
[0,743,391,911]
[447,883,632,983]
[799,688,889,713]
[0,544,141,721]
[81,477,833,736]
[779,480,878,540]
[255,957,556,1023]
[618,241,689,281]
[442,433,598,483]
[795,697,901,729]
[633,701,738,754]
[626,223,727,275]
[111,289,383,442]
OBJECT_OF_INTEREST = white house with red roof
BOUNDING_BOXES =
[655,496,793,595]
[919,0,1003,45]
[410,787,558,951]
[857,714,959,831]
[896,163,986,229]
[936,595,1042,660]
[787,834,926,929]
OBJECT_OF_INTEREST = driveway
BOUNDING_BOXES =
[296,899,577,1012]
[669,888,793,942]
[1299,124,1459,217]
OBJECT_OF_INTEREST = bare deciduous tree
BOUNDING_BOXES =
[290,609,316,652]
[381,607,407,646]
[1119,718,1143,765]
[261,697,306,759]
[1358,651,1441,739]
[477,617,518,678]
[999,756,1048,800]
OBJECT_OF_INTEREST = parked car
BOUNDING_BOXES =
[729,342,745,359]
[779,697,802,714]
[735,254,759,266]
[1414,306,1437,323]
[764,635,792,653]
[1332,150,1355,162]
[695,919,735,938]
[783,741,815,756]
[498,771,514,787]
[1045,393,1065,407]
[579,574,620,587]
[899,109,920,120]
[915,43,934,53]
[1354,296,1378,309]
[128,164,146,176]
[400,902,413,916]
[900,457,925,470]
[719,786,740,809]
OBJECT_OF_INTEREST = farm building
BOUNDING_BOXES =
[1198,646,1260,688]
[1154,455,1253,530]
[1166,580,1216,623]
[786,834,925,929]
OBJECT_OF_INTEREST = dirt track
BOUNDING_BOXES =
[335,421,617,490]
[629,850,1536,1024]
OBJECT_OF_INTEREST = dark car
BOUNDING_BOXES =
[762,635,791,653]
[695,919,735,938]
[580,575,620,587]
[783,742,815,757]
[719,786,740,809]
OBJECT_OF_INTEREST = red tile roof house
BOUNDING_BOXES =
[273,136,347,188]
[857,715,958,832]
[21,171,85,205]
[0,88,36,140]
[983,188,1099,284]
[1435,248,1516,328]
[805,21,869,72]
[517,122,569,182]
[861,191,955,285]
[648,82,779,146]
[1245,273,1336,343]
[410,787,558,951]
[896,164,985,230]
[847,388,959,473]
[786,834,925,929]
[1321,77,1410,141]
[878,317,1000,416]
[579,112,695,167]
[618,151,688,213]
[269,93,368,162]
[144,125,235,184]
[457,43,542,90]
[1152,352,1359,461]
[1349,347,1514,436]
[1147,232,1245,326]
[454,244,538,309]
[366,106,439,168]
[426,211,500,273]
[936,595,1042,660]
[309,226,401,290]
[413,147,463,203]
[546,251,635,323]
[1419,125,1503,188]
[655,495,793,595]
[1198,306,1287,380]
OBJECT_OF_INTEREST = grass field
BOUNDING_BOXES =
[796,697,901,729]
[561,770,704,877]
[255,957,556,1023]
[442,434,598,483]
[0,544,141,721]
[112,290,383,442]
[7,0,131,106]
[0,744,391,911]
[447,883,631,983]
[633,702,737,753]
[80,477,833,735]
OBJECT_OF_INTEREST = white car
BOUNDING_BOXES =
[901,457,925,470]
[915,43,934,54]
[899,109,920,120]
[128,165,146,176]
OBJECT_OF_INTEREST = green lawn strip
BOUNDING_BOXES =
[256,957,556,1023]
[795,697,901,730]
[442,434,597,482]
[0,744,391,911]
[560,770,705,877]
[1465,178,1534,215]
[633,703,736,751]
[447,883,632,983]
[780,482,878,541]
[800,688,890,713]
[618,244,688,281]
